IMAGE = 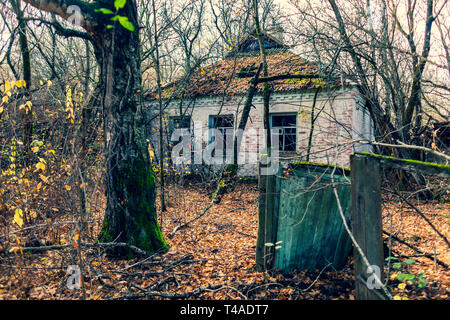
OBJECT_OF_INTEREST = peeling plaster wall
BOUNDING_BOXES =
[147,86,372,176]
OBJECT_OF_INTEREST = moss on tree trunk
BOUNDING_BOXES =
[99,154,169,258]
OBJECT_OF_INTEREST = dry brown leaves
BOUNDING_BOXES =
[382,198,450,300]
[0,182,448,300]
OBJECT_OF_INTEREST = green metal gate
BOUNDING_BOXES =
[257,162,352,272]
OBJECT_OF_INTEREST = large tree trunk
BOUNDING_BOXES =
[91,3,168,257]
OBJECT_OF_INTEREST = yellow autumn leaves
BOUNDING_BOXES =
[39,80,52,87]
[148,143,155,161]
[18,101,33,114]
[31,140,44,153]
[1,80,30,115]
[13,208,24,228]
[1,80,26,93]
[391,275,410,300]
[1,79,52,116]
[11,206,37,231]
[65,85,75,124]
[34,160,46,172]
[3,140,57,234]
[0,81,20,114]
[1,80,26,102]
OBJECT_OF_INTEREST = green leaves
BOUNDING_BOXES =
[95,0,135,32]
[397,272,412,282]
[109,14,135,32]
[114,0,127,11]
[385,256,398,262]
[112,16,135,32]
[417,273,428,288]
[396,273,405,281]
[396,272,427,287]
[389,257,428,291]
[96,8,114,14]
[120,20,135,32]
[405,273,415,281]
[390,257,416,270]
[404,258,417,266]
[392,262,402,269]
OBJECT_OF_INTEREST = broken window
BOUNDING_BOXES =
[168,115,191,149]
[209,114,234,158]
[270,114,297,152]
[169,115,191,135]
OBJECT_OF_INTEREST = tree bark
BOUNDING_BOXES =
[21,0,169,257]
[10,0,33,166]
[93,3,169,257]
[233,63,263,166]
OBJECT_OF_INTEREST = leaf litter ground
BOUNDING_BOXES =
[0,182,448,300]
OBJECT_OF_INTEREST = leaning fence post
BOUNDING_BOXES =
[255,162,267,271]
[350,154,386,300]
[256,159,279,271]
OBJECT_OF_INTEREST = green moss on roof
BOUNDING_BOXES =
[149,51,342,100]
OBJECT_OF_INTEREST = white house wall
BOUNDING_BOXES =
[147,86,371,176]
[351,88,375,153]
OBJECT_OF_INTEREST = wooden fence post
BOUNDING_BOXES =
[263,170,277,270]
[255,164,267,271]
[256,161,279,271]
[351,154,386,300]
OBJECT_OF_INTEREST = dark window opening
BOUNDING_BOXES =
[169,115,191,133]
[169,115,191,145]
[209,115,234,158]
[271,114,297,152]
[241,39,285,53]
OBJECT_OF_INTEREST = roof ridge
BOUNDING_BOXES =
[146,50,344,100]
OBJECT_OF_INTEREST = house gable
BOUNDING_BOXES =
[226,31,289,57]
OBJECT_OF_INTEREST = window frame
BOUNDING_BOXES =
[168,115,191,135]
[269,113,298,152]
[208,114,235,158]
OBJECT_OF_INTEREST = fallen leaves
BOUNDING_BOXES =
[34,162,46,172]
[0,182,448,300]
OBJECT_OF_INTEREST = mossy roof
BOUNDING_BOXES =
[148,50,343,100]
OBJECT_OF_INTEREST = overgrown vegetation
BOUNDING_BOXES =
[0,0,448,301]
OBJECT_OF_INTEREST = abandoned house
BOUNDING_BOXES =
[146,32,374,176]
